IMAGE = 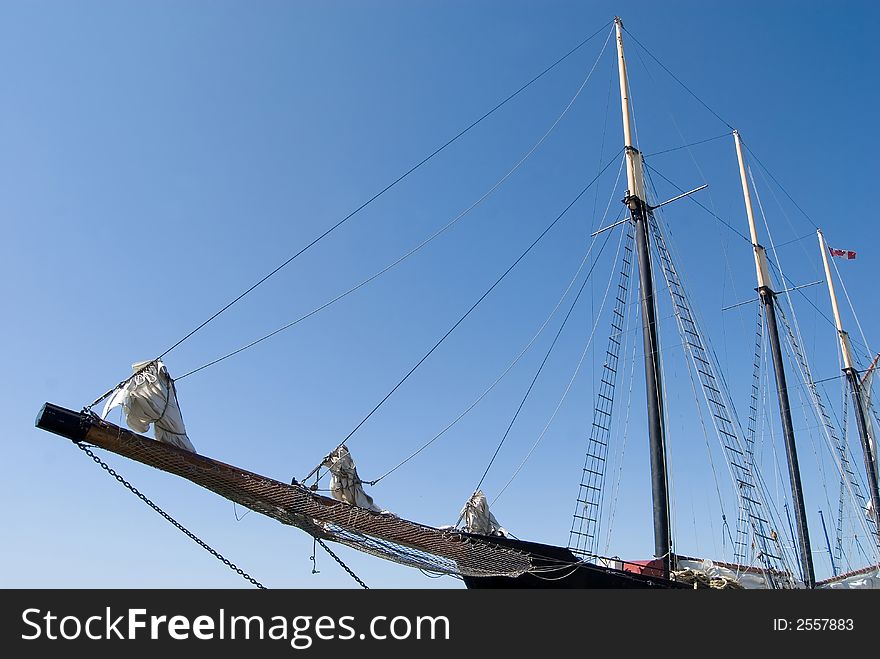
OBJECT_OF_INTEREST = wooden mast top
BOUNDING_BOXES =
[614,17,647,203]
[817,228,855,370]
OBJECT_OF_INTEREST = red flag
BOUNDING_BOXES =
[829,247,856,260]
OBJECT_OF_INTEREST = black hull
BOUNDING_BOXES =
[462,536,689,589]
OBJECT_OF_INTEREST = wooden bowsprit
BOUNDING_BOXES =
[35,403,534,580]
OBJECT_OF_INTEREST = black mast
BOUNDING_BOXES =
[846,370,880,544]
[763,292,815,587]
[818,229,880,547]
[734,131,815,588]
[615,18,671,578]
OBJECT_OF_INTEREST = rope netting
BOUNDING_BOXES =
[79,415,533,579]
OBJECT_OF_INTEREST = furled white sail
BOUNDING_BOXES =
[860,363,878,480]
[322,445,382,512]
[101,360,195,453]
[674,557,803,590]
[460,490,507,536]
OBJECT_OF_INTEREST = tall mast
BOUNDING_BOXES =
[614,17,671,578]
[817,229,880,544]
[733,130,815,588]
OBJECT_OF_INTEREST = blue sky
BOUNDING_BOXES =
[3,0,879,588]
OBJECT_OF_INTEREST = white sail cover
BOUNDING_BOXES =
[674,557,801,589]
[860,363,879,526]
[321,445,382,512]
[860,363,878,482]
[821,565,880,589]
[101,360,195,453]
[460,490,507,536]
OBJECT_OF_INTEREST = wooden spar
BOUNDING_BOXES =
[733,130,815,588]
[615,17,671,578]
[35,402,332,539]
[817,229,855,370]
[818,509,838,576]
[861,352,880,387]
[817,229,880,544]
[34,403,535,577]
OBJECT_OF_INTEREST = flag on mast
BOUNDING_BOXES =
[829,246,856,259]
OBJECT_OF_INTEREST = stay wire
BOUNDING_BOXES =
[642,162,750,243]
[621,26,734,131]
[493,221,627,504]
[368,158,627,487]
[644,131,732,157]
[643,168,731,554]
[176,27,615,381]
[367,239,597,486]
[752,149,879,556]
[767,232,815,252]
[474,226,615,495]
[731,135,863,351]
[765,253,840,338]
[320,151,624,463]
[829,250,874,361]
[742,142,819,230]
[156,20,614,362]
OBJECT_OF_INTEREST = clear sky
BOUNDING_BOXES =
[3,0,879,589]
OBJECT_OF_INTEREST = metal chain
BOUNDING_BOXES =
[75,442,267,589]
[315,538,369,589]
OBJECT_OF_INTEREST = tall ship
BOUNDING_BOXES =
[36,16,880,589]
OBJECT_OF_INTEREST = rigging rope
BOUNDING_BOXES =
[629,39,722,229]
[472,227,616,496]
[370,179,626,486]
[305,151,625,482]
[642,162,749,243]
[175,26,614,382]
[75,442,267,589]
[621,26,734,131]
[838,374,849,570]
[369,159,626,490]
[644,132,733,157]
[739,300,766,562]
[153,21,614,362]
[646,200,796,583]
[735,133,871,357]
[642,155,852,357]
[681,296,735,557]
[650,205,676,562]
[602,264,639,556]
[828,253,874,362]
[494,218,627,504]
[587,53,616,253]
[766,232,816,252]
[644,167,742,564]
[567,221,633,557]
[749,167,837,524]
[748,164,878,561]
[774,300,880,561]
[742,142,819,230]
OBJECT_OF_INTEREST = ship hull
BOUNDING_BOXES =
[461,536,689,589]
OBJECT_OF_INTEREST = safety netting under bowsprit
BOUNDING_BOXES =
[81,417,534,579]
